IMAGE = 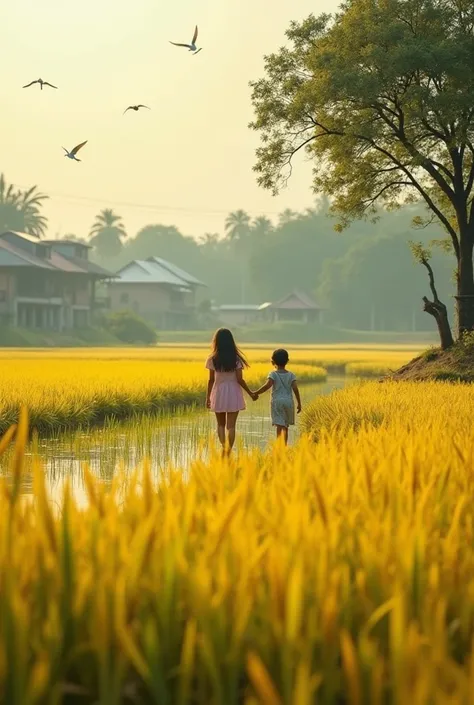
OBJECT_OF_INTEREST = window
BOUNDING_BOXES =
[120,292,130,304]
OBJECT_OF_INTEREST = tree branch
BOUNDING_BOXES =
[421,257,439,303]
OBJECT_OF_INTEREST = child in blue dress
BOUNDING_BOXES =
[254,348,302,445]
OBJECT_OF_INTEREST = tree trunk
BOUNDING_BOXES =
[420,257,454,350]
[422,297,454,350]
[456,238,474,336]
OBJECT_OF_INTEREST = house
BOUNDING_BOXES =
[107,257,206,329]
[0,231,114,330]
[217,304,271,327]
[260,290,324,324]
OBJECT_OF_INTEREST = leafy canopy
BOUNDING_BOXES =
[250,0,474,253]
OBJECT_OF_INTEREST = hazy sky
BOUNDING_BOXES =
[2,0,339,241]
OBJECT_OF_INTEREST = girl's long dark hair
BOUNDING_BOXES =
[211,328,249,371]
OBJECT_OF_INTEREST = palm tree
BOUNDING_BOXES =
[224,210,251,246]
[89,209,127,259]
[199,232,221,251]
[278,208,298,226]
[251,216,274,239]
[0,174,48,237]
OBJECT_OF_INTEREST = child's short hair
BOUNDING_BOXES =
[272,348,289,366]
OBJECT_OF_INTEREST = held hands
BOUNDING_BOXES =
[251,391,259,401]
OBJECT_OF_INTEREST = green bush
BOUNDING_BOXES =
[104,310,157,345]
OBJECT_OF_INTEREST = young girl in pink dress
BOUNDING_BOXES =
[205,328,257,453]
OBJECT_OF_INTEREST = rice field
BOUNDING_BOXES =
[0,344,419,434]
[0,356,326,434]
[2,376,474,704]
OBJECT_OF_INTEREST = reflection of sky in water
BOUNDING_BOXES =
[5,380,346,506]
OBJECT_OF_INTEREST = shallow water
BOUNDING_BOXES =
[2,378,347,504]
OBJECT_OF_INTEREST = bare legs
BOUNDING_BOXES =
[214,411,239,454]
[276,425,289,445]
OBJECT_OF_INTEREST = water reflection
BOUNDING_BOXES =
[2,378,347,504]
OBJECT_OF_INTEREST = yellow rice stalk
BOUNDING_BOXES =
[247,652,283,705]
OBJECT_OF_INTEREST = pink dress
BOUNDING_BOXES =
[206,357,246,412]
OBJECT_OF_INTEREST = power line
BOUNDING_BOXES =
[12,183,292,218]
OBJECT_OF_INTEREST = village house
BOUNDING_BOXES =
[0,231,114,330]
[217,304,271,328]
[260,290,324,323]
[107,257,206,329]
[217,291,324,327]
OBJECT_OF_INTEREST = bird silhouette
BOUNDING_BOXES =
[169,25,202,54]
[123,105,150,114]
[23,78,58,90]
[62,141,88,162]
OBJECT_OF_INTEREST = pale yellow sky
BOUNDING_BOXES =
[2,0,339,241]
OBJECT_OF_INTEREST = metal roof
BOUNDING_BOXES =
[148,257,205,287]
[43,239,92,249]
[269,290,324,310]
[0,230,46,245]
[0,239,56,269]
[63,255,116,278]
[113,259,193,288]
[219,304,261,311]
[0,231,115,277]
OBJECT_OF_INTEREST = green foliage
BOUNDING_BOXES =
[89,208,127,259]
[317,225,453,331]
[422,347,440,361]
[250,0,474,262]
[0,326,120,348]
[104,310,157,345]
[0,174,48,238]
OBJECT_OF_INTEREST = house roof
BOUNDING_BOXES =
[269,290,324,310]
[113,258,204,288]
[43,239,92,249]
[63,255,116,278]
[0,231,115,278]
[219,304,262,312]
[0,230,46,245]
[148,257,205,287]
[0,239,56,269]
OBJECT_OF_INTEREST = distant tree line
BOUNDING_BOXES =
[0,173,454,333]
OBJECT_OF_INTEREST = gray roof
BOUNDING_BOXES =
[113,258,202,288]
[0,232,114,277]
[0,230,44,245]
[219,304,261,311]
[0,239,56,269]
[64,255,116,278]
[43,239,92,249]
[148,257,205,287]
[270,290,324,310]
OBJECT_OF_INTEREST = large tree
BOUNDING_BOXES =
[250,0,474,340]
[89,209,127,259]
[0,175,48,238]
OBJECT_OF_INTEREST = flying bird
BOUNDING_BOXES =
[123,104,150,114]
[23,78,58,90]
[62,141,88,162]
[169,25,202,54]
